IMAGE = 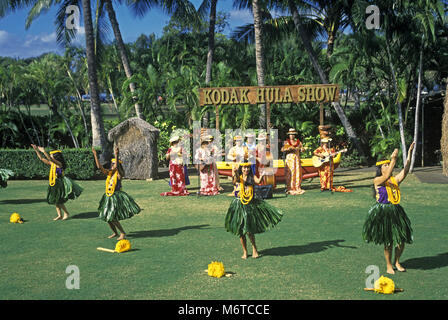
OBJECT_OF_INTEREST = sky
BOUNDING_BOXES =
[0,1,254,59]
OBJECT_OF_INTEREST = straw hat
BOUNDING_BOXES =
[257,133,267,140]
[169,136,180,143]
[287,128,298,135]
[321,138,332,143]
[233,135,243,141]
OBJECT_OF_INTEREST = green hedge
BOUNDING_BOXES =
[0,148,103,180]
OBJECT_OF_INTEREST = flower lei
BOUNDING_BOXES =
[105,170,118,197]
[49,163,57,186]
[385,176,400,204]
[239,176,253,205]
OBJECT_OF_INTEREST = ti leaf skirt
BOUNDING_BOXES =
[47,176,83,205]
[98,190,141,222]
[225,197,283,237]
[362,202,413,246]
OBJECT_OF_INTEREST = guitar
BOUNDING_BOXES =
[312,148,348,167]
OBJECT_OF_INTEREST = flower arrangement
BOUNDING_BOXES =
[374,276,395,294]
[207,261,226,278]
[10,213,23,224]
[115,239,131,253]
[97,239,132,253]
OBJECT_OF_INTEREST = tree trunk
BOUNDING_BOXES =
[441,82,448,176]
[385,38,407,164]
[104,0,144,120]
[82,0,109,158]
[410,41,424,172]
[252,0,267,129]
[287,0,365,158]
[66,68,89,142]
[203,0,218,128]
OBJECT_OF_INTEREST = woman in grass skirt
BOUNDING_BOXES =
[225,161,283,259]
[0,168,14,188]
[31,145,83,220]
[362,142,415,274]
[92,147,141,240]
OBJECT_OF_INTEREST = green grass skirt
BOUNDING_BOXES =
[46,176,83,205]
[98,190,141,222]
[362,202,413,246]
[225,197,283,237]
[0,168,14,188]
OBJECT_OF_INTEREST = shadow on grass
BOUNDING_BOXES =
[71,211,98,219]
[0,198,45,204]
[127,224,210,238]
[402,252,448,270]
[261,239,357,257]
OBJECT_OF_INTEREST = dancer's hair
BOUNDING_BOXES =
[233,161,255,186]
[52,152,67,170]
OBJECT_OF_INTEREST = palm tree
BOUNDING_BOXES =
[82,0,109,153]
[198,0,218,128]
[104,0,144,119]
[408,0,445,171]
[286,0,365,158]
[233,0,268,129]
[442,81,448,176]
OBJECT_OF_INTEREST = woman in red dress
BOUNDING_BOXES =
[161,136,190,196]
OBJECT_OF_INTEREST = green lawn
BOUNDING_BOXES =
[1,169,447,300]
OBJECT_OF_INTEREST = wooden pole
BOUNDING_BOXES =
[266,101,271,129]
[320,103,324,126]
[215,105,220,131]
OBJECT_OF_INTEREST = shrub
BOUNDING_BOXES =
[0,148,103,180]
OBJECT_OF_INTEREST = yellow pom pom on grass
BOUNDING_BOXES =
[374,276,395,294]
[115,239,131,253]
[10,213,23,224]
[97,239,132,253]
[207,261,226,278]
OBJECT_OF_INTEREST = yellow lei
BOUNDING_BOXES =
[385,176,401,204]
[49,163,57,186]
[105,170,119,197]
[239,176,253,205]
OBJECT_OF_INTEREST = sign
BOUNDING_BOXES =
[199,84,340,106]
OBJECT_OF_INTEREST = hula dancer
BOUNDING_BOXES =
[225,161,283,259]
[362,142,415,274]
[0,168,14,188]
[92,147,141,240]
[31,145,83,220]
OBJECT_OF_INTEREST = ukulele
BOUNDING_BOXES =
[312,148,348,167]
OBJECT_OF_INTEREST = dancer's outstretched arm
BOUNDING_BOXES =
[31,144,51,166]
[395,142,415,185]
[92,147,108,175]
[374,149,398,186]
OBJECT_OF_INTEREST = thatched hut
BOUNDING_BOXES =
[108,117,159,180]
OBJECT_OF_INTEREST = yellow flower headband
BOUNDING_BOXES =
[111,158,123,164]
[239,162,251,167]
[376,160,390,166]
[50,150,62,154]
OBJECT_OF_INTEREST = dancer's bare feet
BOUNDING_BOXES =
[241,253,248,259]
[62,214,69,220]
[395,262,406,272]
[386,265,395,274]
[117,233,126,241]
[108,233,118,239]
[53,216,62,221]
[252,252,260,259]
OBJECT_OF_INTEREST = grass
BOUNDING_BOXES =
[1,168,447,300]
